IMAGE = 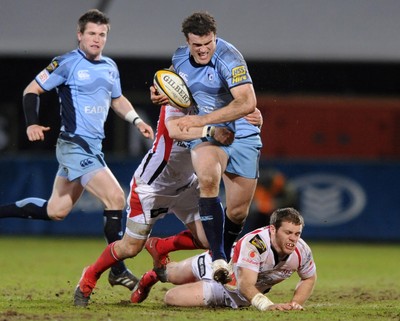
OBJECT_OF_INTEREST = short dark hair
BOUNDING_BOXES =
[181,11,217,38]
[77,9,110,34]
[270,207,305,230]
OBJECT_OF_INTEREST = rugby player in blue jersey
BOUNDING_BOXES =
[0,9,154,290]
[150,11,262,284]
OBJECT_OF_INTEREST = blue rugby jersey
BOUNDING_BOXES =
[172,38,260,138]
[35,48,122,139]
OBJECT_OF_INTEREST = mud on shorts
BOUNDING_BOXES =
[191,252,250,309]
[125,176,200,239]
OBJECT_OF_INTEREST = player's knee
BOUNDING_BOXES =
[106,188,126,209]
[199,181,220,196]
[122,242,144,258]
[164,289,176,306]
[117,236,146,258]
[227,207,248,224]
[46,204,70,221]
[198,174,220,192]
[48,210,69,221]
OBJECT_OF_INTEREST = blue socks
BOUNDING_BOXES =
[223,212,243,261]
[0,197,50,220]
[199,197,226,261]
[103,210,127,275]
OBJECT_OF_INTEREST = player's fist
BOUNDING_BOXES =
[214,127,234,146]
[26,124,50,141]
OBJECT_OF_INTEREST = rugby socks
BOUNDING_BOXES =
[131,270,159,303]
[0,198,50,220]
[199,197,227,261]
[223,211,243,261]
[103,210,127,275]
[86,242,120,280]
[154,229,203,255]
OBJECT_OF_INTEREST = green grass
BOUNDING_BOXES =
[0,237,399,321]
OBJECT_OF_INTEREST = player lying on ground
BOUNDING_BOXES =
[133,207,317,311]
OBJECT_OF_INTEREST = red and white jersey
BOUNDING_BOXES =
[231,226,316,294]
[134,105,195,194]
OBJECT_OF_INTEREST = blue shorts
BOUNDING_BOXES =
[56,132,106,181]
[190,134,262,179]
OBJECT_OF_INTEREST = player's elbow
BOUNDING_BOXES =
[245,99,257,115]
[164,289,178,306]
[238,98,256,118]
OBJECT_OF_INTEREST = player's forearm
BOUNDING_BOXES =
[168,125,204,140]
[291,275,316,305]
[112,96,143,125]
[201,83,256,125]
[112,96,132,117]
[168,119,213,141]
[236,271,262,304]
[202,100,254,125]
[23,81,45,127]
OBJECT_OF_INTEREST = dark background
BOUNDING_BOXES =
[1,0,400,160]
[1,57,399,159]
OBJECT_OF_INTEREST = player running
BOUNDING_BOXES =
[0,9,154,290]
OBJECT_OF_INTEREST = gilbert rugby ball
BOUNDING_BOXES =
[154,70,193,108]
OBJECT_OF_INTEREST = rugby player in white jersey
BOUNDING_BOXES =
[74,97,263,306]
[73,99,261,304]
[137,208,317,311]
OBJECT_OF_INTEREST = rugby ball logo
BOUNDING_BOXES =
[153,70,193,108]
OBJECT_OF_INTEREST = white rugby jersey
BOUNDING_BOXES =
[230,226,316,294]
[134,105,196,194]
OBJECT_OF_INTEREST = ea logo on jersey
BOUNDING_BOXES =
[291,173,366,226]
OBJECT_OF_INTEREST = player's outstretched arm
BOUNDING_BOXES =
[167,116,234,145]
[176,83,256,131]
[290,273,317,306]
[112,95,154,140]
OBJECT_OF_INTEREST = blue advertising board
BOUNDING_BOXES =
[0,156,399,241]
[267,160,400,241]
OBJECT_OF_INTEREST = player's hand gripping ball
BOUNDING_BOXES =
[153,70,193,108]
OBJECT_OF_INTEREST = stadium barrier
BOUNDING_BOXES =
[0,156,399,241]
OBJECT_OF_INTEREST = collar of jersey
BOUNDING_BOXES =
[77,48,104,64]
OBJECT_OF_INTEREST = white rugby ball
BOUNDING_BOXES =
[154,69,193,108]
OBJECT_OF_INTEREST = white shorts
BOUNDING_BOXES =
[124,176,200,239]
[191,252,250,309]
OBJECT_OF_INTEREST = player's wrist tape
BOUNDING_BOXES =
[201,125,215,138]
[125,110,143,126]
[251,293,274,311]
[23,93,40,126]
